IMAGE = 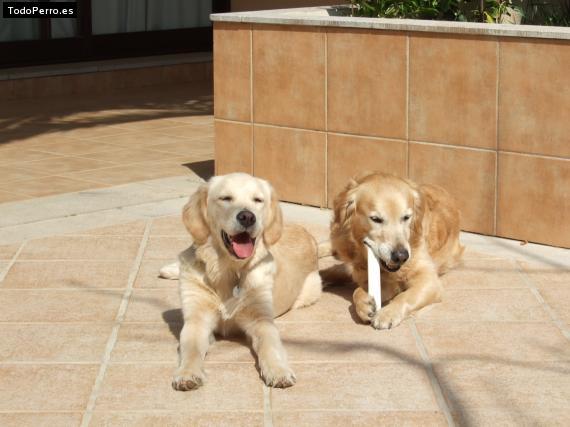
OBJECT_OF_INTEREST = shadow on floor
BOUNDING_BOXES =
[0,82,213,146]
[183,160,214,181]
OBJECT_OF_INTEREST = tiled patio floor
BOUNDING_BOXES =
[0,215,569,426]
[1,84,570,426]
[0,83,214,202]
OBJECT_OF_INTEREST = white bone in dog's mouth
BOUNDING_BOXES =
[363,237,401,273]
[222,230,256,259]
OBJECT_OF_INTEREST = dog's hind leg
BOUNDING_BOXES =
[159,262,180,280]
[292,270,322,309]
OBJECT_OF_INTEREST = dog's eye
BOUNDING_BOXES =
[253,197,264,203]
[402,214,412,222]
[369,216,384,224]
[219,196,233,202]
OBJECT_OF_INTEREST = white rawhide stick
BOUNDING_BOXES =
[366,245,382,308]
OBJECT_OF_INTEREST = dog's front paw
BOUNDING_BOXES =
[261,364,296,388]
[353,288,377,323]
[172,369,206,391]
[371,305,404,330]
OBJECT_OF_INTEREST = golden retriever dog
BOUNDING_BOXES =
[330,172,464,330]
[164,173,322,391]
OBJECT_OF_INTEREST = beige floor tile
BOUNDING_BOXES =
[112,117,185,131]
[92,131,192,148]
[19,236,141,260]
[271,363,437,411]
[23,156,116,174]
[442,258,527,289]
[74,220,148,236]
[452,408,570,426]
[150,215,187,236]
[536,286,570,322]
[0,364,98,411]
[149,138,214,156]
[0,243,21,260]
[29,139,118,155]
[49,125,133,140]
[0,190,30,203]
[0,165,50,183]
[142,236,191,260]
[0,324,112,362]
[434,361,570,419]
[134,260,179,288]
[272,411,447,427]
[124,289,179,322]
[90,412,263,427]
[2,261,132,288]
[278,286,356,323]
[78,147,179,164]
[279,321,421,364]
[417,322,570,362]
[111,322,253,363]
[519,261,570,288]
[0,290,122,322]
[0,413,82,427]
[95,364,263,411]
[152,124,214,139]
[0,148,60,165]
[165,115,214,126]
[64,163,190,186]
[0,176,106,198]
[417,288,549,322]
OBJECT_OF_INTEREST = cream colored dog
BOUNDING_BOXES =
[331,172,464,330]
[163,173,322,391]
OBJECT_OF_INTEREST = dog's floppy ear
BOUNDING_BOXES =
[333,178,358,228]
[182,184,210,244]
[409,185,425,246]
[263,184,283,246]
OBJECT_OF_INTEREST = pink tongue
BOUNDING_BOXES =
[231,233,254,259]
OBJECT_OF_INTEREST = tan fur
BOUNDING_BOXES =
[331,172,464,329]
[170,173,321,391]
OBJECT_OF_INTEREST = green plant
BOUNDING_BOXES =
[482,0,524,23]
[349,0,468,21]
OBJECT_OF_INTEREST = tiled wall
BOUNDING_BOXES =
[213,23,570,248]
[0,61,211,101]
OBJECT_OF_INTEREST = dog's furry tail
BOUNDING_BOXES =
[159,262,180,280]
[317,240,333,259]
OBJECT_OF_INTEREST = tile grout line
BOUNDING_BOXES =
[410,321,455,427]
[494,38,500,235]
[79,220,152,427]
[324,28,328,208]
[250,25,255,176]
[263,384,273,427]
[406,32,410,178]
[0,240,27,284]
[515,261,570,342]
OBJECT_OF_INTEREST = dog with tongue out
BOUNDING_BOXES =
[162,173,323,391]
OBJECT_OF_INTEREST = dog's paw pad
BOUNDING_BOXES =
[172,373,204,391]
[262,366,296,388]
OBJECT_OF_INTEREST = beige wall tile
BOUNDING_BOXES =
[410,35,497,149]
[0,365,98,411]
[214,23,251,121]
[328,29,406,139]
[499,39,570,157]
[253,25,325,129]
[254,125,326,206]
[497,153,570,248]
[215,120,252,174]
[327,134,407,207]
[409,143,496,234]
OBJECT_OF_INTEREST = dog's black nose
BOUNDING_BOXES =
[391,248,409,265]
[236,210,256,228]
